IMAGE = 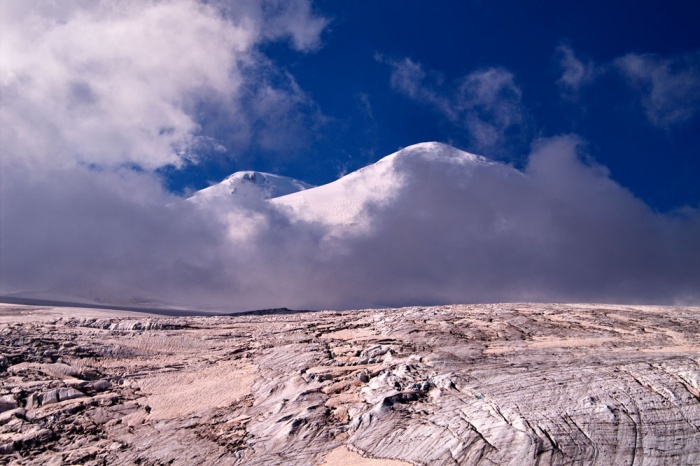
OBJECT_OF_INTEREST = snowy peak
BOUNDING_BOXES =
[273,142,501,228]
[191,142,508,228]
[190,171,314,203]
[377,142,492,167]
[220,171,314,198]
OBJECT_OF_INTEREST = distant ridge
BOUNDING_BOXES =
[0,296,316,317]
[229,307,316,316]
[0,296,206,316]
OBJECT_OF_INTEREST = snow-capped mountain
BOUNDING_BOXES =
[190,171,314,204]
[191,142,515,229]
[272,142,512,228]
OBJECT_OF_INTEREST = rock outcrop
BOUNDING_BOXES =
[1,303,699,465]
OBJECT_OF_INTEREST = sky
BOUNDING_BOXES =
[162,0,700,212]
[1,0,699,311]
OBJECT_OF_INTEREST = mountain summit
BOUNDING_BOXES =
[272,142,507,227]
[190,171,314,204]
[190,142,509,228]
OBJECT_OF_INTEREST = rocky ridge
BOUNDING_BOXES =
[1,303,699,465]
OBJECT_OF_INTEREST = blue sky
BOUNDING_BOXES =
[163,0,700,212]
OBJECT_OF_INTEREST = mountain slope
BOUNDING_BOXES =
[272,141,514,228]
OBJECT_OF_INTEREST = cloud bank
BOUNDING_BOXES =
[3,137,700,312]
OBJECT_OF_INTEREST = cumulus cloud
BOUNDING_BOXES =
[555,44,599,98]
[614,50,700,128]
[382,57,528,155]
[0,0,327,172]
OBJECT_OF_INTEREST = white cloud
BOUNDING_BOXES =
[614,51,700,127]
[383,57,527,154]
[387,58,436,102]
[241,68,326,152]
[0,0,327,172]
[554,45,700,128]
[555,44,598,98]
[456,68,524,149]
[259,0,328,51]
[210,0,328,52]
